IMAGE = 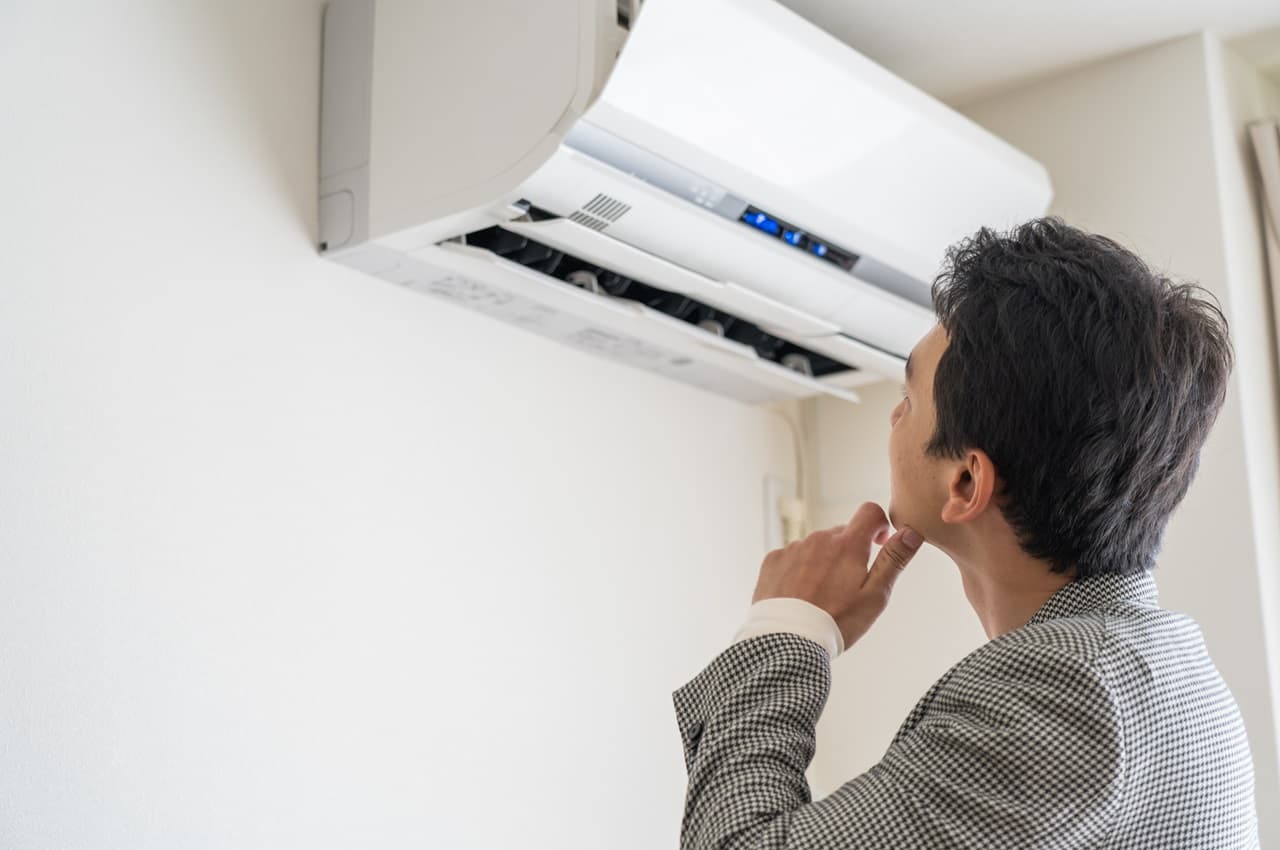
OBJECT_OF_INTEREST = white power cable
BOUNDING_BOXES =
[765,402,811,542]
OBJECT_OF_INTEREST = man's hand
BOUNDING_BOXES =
[751,502,925,651]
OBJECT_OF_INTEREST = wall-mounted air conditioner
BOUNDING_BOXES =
[318,0,1052,403]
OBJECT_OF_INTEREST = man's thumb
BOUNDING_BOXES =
[869,527,925,591]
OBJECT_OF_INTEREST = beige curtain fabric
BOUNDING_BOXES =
[1250,120,1280,373]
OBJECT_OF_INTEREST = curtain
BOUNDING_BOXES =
[1249,120,1280,373]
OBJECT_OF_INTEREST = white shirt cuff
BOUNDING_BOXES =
[732,597,844,659]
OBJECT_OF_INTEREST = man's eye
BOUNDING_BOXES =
[899,385,908,399]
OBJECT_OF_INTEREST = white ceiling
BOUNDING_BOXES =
[773,0,1280,105]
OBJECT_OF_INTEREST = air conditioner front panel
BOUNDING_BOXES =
[584,0,1052,284]
[515,146,935,359]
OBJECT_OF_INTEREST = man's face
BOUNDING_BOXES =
[887,323,949,540]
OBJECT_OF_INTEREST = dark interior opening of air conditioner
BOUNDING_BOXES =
[456,220,859,379]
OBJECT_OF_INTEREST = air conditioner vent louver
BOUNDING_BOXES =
[582,193,631,220]
[568,193,632,231]
[567,212,608,231]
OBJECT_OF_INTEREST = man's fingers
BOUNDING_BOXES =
[868,527,925,595]
[842,502,892,557]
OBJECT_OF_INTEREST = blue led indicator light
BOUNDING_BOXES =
[811,243,828,257]
[743,211,780,235]
[783,230,804,246]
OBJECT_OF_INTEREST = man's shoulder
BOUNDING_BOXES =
[906,613,1125,728]
[955,599,1185,682]
[951,611,1113,687]
[892,600,1207,749]
[932,602,1202,718]
[887,610,1127,762]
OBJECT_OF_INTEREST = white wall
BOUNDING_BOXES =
[802,31,1280,842]
[0,3,801,847]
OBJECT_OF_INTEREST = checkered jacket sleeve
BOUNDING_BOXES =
[672,632,1124,849]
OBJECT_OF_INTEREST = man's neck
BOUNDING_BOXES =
[952,551,1078,640]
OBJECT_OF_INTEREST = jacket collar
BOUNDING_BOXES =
[1025,569,1159,627]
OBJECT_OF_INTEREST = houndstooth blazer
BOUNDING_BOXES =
[672,570,1259,848]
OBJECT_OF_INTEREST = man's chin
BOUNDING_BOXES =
[886,501,919,537]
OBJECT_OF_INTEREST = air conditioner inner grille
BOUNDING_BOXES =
[460,222,856,379]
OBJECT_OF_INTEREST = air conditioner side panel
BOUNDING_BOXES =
[363,0,616,241]
[319,0,375,252]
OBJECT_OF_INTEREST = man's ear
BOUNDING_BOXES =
[939,448,998,525]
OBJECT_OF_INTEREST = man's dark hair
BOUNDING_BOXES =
[927,217,1234,578]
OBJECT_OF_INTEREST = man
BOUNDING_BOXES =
[673,218,1259,848]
